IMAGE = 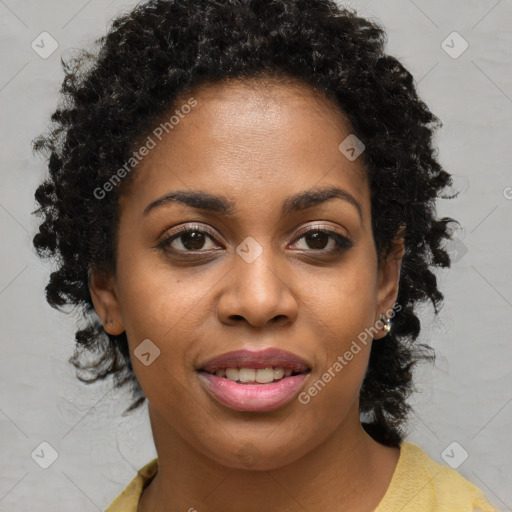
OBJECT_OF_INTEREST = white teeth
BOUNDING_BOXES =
[273,367,284,379]
[238,368,256,382]
[225,368,239,381]
[219,366,295,383]
[255,367,274,383]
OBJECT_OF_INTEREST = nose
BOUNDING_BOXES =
[215,244,299,328]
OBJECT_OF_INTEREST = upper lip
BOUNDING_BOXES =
[198,348,311,374]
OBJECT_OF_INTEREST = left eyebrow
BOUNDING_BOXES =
[281,185,363,221]
[143,185,362,221]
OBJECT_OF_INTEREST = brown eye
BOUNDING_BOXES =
[291,228,353,253]
[156,224,220,253]
[175,230,209,251]
[303,231,330,250]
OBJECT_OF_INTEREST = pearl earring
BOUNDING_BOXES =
[380,314,391,334]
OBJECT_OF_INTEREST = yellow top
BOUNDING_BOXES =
[105,442,498,511]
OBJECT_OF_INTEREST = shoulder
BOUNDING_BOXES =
[376,442,498,512]
[104,458,158,512]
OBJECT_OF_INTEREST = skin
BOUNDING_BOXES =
[90,78,405,512]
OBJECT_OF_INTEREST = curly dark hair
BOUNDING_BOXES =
[32,0,458,446]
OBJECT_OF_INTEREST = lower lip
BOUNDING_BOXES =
[197,371,309,412]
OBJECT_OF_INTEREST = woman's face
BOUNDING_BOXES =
[90,79,403,470]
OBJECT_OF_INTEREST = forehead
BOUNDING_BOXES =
[183,78,358,150]
[120,78,370,218]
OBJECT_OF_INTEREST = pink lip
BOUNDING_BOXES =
[196,347,312,412]
[197,371,310,412]
[199,348,310,373]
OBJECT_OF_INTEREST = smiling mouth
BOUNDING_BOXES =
[199,366,311,384]
[197,366,311,412]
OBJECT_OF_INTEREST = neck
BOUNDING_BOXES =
[138,402,400,512]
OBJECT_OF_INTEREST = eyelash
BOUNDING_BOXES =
[156,223,353,254]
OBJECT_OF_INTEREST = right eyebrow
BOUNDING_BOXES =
[143,190,236,217]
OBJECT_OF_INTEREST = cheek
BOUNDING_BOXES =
[117,254,197,337]
[114,253,212,390]
[297,252,377,397]
[116,268,210,408]
[297,296,373,434]
[301,255,378,342]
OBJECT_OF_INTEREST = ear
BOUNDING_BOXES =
[88,268,125,336]
[374,226,405,340]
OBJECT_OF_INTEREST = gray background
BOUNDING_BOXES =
[1,0,511,510]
